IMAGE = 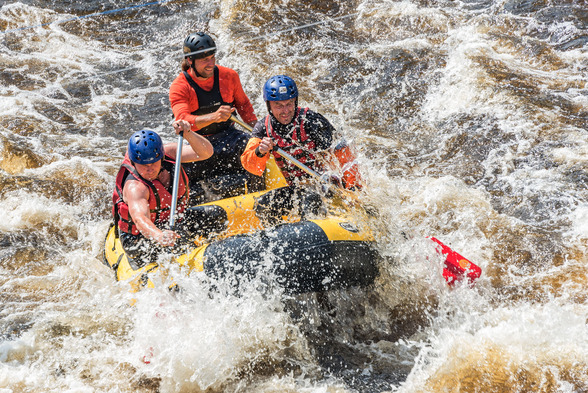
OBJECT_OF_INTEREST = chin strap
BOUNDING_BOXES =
[190,62,206,79]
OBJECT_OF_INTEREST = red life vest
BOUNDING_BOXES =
[265,108,319,185]
[112,153,189,236]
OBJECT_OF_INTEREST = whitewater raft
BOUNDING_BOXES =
[103,157,379,294]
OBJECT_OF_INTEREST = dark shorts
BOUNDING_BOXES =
[183,127,264,203]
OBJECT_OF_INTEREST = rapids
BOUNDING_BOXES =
[0,0,586,392]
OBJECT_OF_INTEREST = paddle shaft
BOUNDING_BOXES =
[169,131,183,229]
[230,115,322,179]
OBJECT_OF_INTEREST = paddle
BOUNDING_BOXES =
[231,115,323,179]
[231,114,481,286]
[430,237,481,285]
[169,130,184,229]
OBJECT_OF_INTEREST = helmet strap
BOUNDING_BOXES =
[190,59,207,79]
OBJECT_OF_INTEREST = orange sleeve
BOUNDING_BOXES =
[218,66,257,125]
[334,144,362,190]
[169,73,199,130]
[241,137,269,176]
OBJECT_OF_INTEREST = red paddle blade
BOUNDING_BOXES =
[430,237,482,285]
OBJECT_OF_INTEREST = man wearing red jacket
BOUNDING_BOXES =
[169,32,263,203]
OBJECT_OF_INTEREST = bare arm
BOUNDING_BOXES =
[182,129,214,162]
[123,180,179,246]
[165,120,214,162]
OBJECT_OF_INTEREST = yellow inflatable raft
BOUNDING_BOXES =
[102,157,379,294]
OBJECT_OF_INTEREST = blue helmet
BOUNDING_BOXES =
[263,75,298,102]
[128,130,164,165]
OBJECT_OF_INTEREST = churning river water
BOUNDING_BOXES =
[1,0,587,392]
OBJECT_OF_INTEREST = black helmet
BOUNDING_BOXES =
[183,32,216,59]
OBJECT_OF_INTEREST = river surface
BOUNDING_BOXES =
[1,0,587,392]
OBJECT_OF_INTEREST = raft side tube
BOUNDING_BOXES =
[202,220,379,294]
[102,224,158,288]
[196,186,295,237]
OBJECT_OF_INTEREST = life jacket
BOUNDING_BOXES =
[265,108,319,185]
[183,66,233,135]
[112,153,189,236]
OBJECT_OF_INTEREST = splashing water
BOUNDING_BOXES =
[1,0,587,392]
